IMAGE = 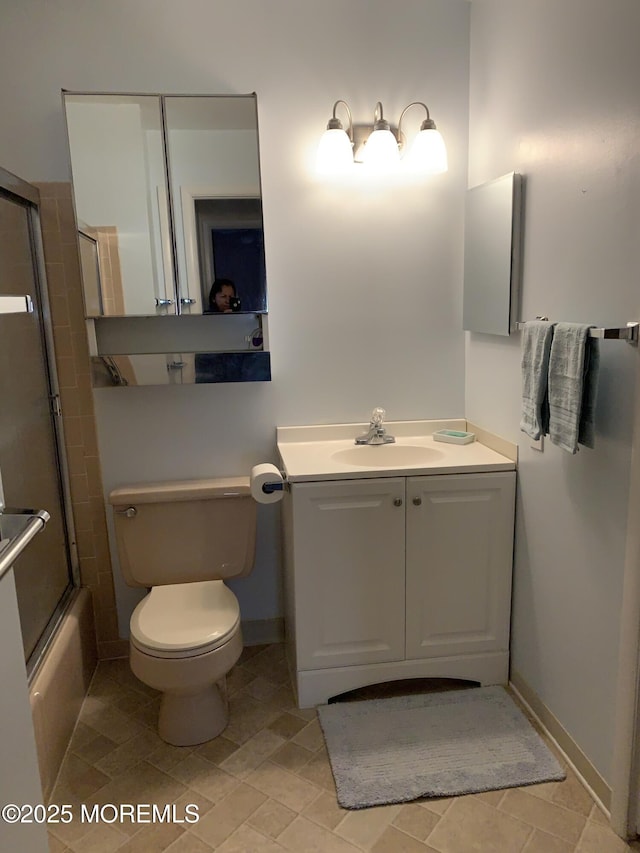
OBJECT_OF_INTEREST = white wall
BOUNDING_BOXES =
[467,0,640,784]
[0,0,470,629]
[0,571,49,853]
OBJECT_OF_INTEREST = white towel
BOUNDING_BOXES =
[520,320,555,440]
[548,323,600,454]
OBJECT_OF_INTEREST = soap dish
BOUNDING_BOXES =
[433,429,476,445]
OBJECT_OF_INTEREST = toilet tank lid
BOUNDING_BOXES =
[108,476,251,506]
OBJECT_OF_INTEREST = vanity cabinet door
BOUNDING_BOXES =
[291,478,406,671]
[405,472,515,660]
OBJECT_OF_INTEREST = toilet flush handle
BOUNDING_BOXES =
[115,506,137,518]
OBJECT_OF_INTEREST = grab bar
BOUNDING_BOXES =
[0,509,50,582]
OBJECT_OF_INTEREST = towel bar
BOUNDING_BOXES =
[515,321,639,345]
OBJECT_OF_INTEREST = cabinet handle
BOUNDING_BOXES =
[393,498,403,507]
[412,497,422,506]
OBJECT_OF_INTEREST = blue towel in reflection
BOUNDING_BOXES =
[548,323,600,454]
[520,320,555,440]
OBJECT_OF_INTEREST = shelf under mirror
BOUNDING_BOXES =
[92,312,267,354]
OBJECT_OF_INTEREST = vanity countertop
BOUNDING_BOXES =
[276,420,517,483]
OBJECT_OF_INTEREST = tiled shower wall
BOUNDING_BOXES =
[36,181,127,661]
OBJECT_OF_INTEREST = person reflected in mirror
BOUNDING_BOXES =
[208,278,240,313]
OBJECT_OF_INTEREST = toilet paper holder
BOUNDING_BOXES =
[262,473,288,494]
[262,481,282,494]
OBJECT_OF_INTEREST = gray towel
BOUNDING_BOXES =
[548,323,600,454]
[520,320,555,440]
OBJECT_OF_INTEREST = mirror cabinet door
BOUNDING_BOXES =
[64,92,267,321]
[462,172,523,337]
[64,94,175,317]
[164,94,267,316]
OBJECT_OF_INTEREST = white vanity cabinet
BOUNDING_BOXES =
[283,471,516,708]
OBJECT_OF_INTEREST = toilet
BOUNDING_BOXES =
[108,476,256,746]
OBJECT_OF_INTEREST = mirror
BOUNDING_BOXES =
[77,230,103,316]
[64,94,172,316]
[164,95,266,315]
[463,172,523,336]
[63,92,267,319]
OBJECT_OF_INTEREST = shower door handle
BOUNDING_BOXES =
[0,295,34,314]
[0,510,49,582]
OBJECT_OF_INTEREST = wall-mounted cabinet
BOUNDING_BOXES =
[463,172,523,336]
[63,91,270,385]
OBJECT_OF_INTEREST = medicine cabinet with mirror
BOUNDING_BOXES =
[462,172,523,337]
[63,91,270,385]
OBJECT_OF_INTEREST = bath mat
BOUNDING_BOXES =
[317,685,565,809]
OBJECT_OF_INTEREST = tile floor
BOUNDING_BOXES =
[47,644,640,853]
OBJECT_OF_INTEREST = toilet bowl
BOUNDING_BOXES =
[108,477,257,746]
[129,580,243,745]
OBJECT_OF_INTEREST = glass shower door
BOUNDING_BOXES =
[0,174,76,672]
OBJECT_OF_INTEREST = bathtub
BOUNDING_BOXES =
[29,588,97,800]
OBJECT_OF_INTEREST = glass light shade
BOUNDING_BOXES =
[407,128,448,174]
[316,128,353,174]
[362,129,400,169]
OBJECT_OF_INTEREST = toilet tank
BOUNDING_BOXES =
[108,477,257,588]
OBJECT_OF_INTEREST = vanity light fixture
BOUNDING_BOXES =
[361,103,400,170]
[317,99,448,175]
[316,99,354,175]
[398,101,448,174]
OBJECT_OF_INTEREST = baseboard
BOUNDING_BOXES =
[97,638,129,660]
[510,669,611,813]
[241,617,284,646]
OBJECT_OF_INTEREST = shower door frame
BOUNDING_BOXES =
[0,166,80,679]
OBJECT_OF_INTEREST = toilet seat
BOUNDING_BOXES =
[130,580,240,659]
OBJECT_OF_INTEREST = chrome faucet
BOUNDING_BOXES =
[355,407,396,446]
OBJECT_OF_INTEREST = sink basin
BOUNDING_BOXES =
[331,444,444,468]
